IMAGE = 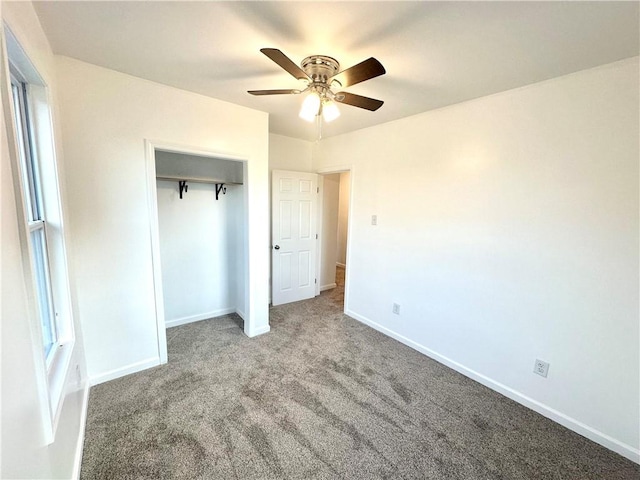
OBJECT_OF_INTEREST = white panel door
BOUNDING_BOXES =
[272,170,318,306]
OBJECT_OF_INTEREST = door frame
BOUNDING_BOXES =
[144,140,250,364]
[316,165,354,313]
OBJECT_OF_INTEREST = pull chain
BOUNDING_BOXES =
[316,113,322,141]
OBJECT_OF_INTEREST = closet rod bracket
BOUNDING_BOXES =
[178,180,188,199]
[215,183,226,200]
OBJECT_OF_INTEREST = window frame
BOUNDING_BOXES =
[4,25,76,444]
[10,71,60,366]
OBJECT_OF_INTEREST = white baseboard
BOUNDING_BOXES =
[246,324,270,337]
[165,307,236,328]
[320,283,337,292]
[89,357,160,386]
[71,382,90,480]
[236,309,246,321]
[345,309,640,464]
[336,262,346,268]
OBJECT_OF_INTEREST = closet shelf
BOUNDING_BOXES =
[156,175,242,200]
[156,175,242,185]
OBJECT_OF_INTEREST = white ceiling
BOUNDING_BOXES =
[33,1,639,141]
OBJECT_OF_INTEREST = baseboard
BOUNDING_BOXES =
[320,283,337,292]
[236,309,246,321]
[245,324,270,337]
[89,357,160,386]
[165,307,236,328]
[71,382,90,480]
[336,262,346,268]
[345,309,640,464]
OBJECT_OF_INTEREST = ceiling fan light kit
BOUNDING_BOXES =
[299,90,321,122]
[322,99,340,122]
[249,48,385,129]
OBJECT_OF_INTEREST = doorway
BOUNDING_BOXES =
[318,170,351,311]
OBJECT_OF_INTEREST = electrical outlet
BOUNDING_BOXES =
[392,303,400,315]
[533,359,550,378]
[371,215,377,226]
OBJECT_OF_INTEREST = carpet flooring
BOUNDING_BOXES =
[81,267,639,479]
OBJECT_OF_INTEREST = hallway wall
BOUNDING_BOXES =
[319,174,340,289]
[336,172,350,266]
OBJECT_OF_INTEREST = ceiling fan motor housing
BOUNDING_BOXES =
[301,55,341,87]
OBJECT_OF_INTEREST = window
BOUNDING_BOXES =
[10,73,59,365]
[5,26,76,443]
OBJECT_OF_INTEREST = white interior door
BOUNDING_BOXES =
[272,170,318,306]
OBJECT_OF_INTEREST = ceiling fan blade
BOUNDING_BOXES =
[335,92,384,111]
[248,89,301,95]
[330,57,385,87]
[260,48,309,81]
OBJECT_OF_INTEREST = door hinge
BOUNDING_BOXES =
[317,187,319,193]
[315,278,317,284]
[316,234,318,239]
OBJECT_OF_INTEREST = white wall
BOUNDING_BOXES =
[1,2,88,478]
[269,133,313,172]
[267,133,314,300]
[313,58,640,461]
[319,173,339,289]
[55,56,270,384]
[157,179,241,327]
[336,171,350,266]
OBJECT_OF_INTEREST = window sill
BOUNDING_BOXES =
[44,339,74,444]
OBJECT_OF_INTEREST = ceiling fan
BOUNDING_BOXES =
[248,48,386,123]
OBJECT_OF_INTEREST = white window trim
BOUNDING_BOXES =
[3,24,75,444]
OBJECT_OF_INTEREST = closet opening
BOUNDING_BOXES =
[146,143,249,364]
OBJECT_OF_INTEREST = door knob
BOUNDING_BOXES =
[274,245,280,250]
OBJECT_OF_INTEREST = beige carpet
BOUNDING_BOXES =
[80,266,639,479]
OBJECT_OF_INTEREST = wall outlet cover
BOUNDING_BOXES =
[392,303,400,315]
[533,359,550,378]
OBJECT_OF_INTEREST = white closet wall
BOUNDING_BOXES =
[155,153,244,328]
